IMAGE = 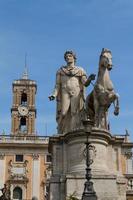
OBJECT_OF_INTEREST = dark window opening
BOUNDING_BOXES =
[46,155,52,163]
[13,187,22,199]
[19,117,27,133]
[15,154,24,162]
[21,93,27,106]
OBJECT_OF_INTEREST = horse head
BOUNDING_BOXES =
[99,48,112,71]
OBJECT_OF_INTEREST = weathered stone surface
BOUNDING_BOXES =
[48,128,128,200]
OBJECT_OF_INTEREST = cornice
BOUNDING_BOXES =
[0,142,48,149]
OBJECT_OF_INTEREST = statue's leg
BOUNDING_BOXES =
[70,92,81,129]
[71,94,80,115]
[59,91,70,132]
[61,91,70,116]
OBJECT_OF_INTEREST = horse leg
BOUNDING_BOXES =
[113,95,119,116]
[108,92,119,116]
[93,94,106,128]
[85,91,95,120]
[93,96,99,127]
[98,106,107,129]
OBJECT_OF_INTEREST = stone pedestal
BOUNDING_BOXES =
[48,128,127,200]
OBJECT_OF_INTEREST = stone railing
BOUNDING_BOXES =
[0,134,49,144]
[126,174,133,192]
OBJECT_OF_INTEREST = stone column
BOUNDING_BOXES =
[32,154,40,199]
[0,154,5,188]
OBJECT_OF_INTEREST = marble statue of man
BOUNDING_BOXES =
[49,50,95,133]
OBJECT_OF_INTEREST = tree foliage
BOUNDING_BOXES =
[66,192,79,200]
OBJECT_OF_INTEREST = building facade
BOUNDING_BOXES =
[0,71,51,200]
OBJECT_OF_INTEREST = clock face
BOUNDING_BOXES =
[18,106,29,116]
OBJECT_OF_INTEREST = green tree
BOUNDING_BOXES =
[66,192,79,200]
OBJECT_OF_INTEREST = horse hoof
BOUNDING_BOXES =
[114,109,119,116]
[114,106,119,116]
[114,111,119,116]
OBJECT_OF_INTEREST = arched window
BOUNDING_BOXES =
[13,187,22,200]
[19,117,27,133]
[21,93,27,105]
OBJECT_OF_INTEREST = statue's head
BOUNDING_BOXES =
[64,50,77,63]
[100,48,112,70]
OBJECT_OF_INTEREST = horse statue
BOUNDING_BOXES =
[86,48,119,129]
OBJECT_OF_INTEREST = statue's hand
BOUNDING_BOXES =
[89,74,96,81]
[48,95,55,101]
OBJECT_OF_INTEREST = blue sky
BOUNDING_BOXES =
[0,0,133,137]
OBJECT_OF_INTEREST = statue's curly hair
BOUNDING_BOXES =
[64,50,77,62]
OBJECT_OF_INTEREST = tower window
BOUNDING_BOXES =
[19,117,27,133]
[21,93,27,105]
[15,154,24,162]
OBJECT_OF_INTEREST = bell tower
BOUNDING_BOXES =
[11,69,37,135]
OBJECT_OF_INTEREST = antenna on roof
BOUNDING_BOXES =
[45,123,48,136]
[22,53,29,79]
[125,129,130,136]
